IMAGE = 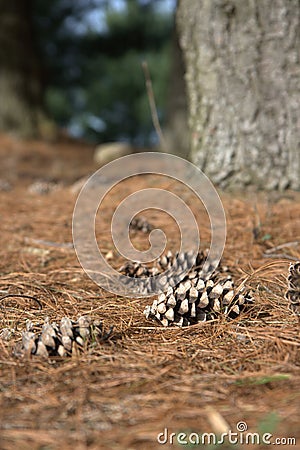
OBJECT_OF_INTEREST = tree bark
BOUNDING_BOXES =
[177,0,300,190]
[0,0,45,137]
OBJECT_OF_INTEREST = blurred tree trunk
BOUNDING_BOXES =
[177,0,300,190]
[0,0,45,137]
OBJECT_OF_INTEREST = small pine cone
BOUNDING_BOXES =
[17,316,113,358]
[285,262,300,314]
[130,216,153,233]
[119,261,150,278]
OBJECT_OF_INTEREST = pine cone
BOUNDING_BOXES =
[130,216,153,233]
[285,261,300,314]
[119,250,221,295]
[18,316,113,358]
[120,249,254,327]
[144,275,254,327]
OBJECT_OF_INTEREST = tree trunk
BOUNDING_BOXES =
[177,0,300,190]
[0,0,45,137]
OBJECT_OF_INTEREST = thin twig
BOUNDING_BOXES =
[142,60,167,150]
[24,237,73,249]
[263,253,299,261]
[264,241,299,254]
[0,294,42,310]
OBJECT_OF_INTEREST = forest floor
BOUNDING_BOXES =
[0,133,299,450]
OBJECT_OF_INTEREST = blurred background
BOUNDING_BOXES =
[37,0,177,145]
[1,0,298,189]
[0,0,183,147]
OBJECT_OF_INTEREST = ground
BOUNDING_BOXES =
[0,133,299,450]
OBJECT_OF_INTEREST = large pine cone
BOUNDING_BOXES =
[120,250,254,327]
